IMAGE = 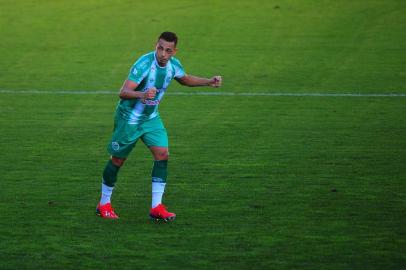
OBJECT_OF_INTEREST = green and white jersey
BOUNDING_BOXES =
[116,51,185,124]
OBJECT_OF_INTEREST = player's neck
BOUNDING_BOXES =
[154,52,167,68]
[157,62,166,68]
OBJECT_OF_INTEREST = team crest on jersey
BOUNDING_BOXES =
[112,142,120,151]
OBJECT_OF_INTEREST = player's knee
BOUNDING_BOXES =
[111,156,126,167]
[157,150,169,161]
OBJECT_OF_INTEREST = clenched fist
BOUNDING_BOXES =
[208,76,222,88]
[143,87,157,100]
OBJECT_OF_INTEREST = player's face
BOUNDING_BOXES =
[155,39,176,67]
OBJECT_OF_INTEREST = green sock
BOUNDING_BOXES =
[151,160,168,183]
[102,159,121,187]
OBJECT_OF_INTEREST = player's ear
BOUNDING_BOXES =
[173,47,177,55]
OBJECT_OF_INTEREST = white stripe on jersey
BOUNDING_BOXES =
[128,101,145,124]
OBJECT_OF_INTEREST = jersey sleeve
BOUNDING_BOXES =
[128,55,151,83]
[171,57,186,78]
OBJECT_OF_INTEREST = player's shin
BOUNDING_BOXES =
[151,160,168,208]
[100,159,121,205]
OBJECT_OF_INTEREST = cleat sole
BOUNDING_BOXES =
[149,215,176,222]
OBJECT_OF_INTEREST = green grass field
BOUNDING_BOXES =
[1,1,405,269]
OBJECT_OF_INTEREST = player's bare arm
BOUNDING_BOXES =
[119,79,157,100]
[176,75,222,88]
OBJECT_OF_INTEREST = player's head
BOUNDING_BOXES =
[158,32,178,46]
[155,31,178,67]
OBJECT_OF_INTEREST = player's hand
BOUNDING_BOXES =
[143,87,157,100]
[208,76,222,88]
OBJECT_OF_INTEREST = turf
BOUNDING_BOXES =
[0,0,405,269]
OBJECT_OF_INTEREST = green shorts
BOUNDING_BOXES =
[107,115,168,158]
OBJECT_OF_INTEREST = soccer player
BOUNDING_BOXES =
[96,32,222,221]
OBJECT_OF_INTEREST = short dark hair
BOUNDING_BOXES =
[158,32,178,46]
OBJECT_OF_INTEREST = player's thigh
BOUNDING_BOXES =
[107,117,142,158]
[141,128,168,148]
[141,117,169,148]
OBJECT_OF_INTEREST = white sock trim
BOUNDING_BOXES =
[100,183,114,205]
[152,182,166,193]
[152,182,166,208]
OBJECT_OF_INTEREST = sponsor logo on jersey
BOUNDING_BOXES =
[143,99,161,106]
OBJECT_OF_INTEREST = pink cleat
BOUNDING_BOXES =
[96,202,119,219]
[149,204,176,222]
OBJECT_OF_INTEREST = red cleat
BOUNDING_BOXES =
[149,204,176,222]
[96,202,119,219]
